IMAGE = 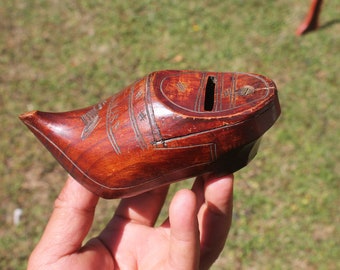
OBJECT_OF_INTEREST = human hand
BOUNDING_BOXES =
[28,173,234,270]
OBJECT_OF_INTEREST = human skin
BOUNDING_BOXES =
[28,173,234,270]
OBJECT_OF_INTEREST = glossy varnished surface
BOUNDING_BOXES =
[20,70,281,198]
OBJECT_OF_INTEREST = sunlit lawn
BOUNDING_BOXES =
[0,1,339,269]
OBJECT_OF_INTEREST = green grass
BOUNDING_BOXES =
[1,0,339,269]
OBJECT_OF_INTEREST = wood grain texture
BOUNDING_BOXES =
[20,70,281,198]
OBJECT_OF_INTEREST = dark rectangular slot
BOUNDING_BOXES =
[204,76,216,111]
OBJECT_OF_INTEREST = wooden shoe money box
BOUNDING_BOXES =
[20,70,281,198]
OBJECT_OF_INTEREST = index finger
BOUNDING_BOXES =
[195,173,234,269]
[30,176,99,262]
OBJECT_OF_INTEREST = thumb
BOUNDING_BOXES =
[168,189,200,270]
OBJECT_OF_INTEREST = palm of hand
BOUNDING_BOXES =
[28,174,233,270]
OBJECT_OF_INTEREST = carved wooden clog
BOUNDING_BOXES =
[20,70,281,198]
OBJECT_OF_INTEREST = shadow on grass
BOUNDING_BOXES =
[319,18,340,30]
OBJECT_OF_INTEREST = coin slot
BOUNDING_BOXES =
[204,76,216,111]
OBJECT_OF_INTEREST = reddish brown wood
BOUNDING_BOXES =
[296,0,324,36]
[20,70,281,198]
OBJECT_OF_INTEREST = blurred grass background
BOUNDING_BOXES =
[0,0,339,269]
